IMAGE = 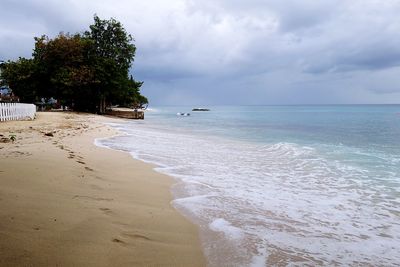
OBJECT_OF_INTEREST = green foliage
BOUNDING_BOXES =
[35,33,97,110]
[126,75,148,109]
[84,15,141,112]
[86,15,136,71]
[1,58,38,102]
[0,15,146,113]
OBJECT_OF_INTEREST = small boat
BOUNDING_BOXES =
[192,108,210,111]
[177,112,190,116]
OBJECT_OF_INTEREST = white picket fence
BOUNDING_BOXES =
[0,103,36,121]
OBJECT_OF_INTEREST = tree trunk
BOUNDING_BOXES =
[99,96,106,114]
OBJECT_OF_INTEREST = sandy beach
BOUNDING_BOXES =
[0,112,205,266]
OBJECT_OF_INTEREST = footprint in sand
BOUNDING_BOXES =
[112,238,127,245]
[73,195,113,202]
[99,207,113,215]
[84,166,94,171]
[122,232,152,241]
[8,151,32,157]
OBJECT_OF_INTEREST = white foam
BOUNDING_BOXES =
[144,108,158,112]
[209,218,244,240]
[96,121,400,266]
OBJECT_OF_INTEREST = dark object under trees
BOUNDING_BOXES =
[0,15,148,113]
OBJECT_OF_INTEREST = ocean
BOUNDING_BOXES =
[96,105,400,266]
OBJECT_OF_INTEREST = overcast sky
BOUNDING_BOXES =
[1,0,400,105]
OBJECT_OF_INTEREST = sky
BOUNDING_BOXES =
[1,0,400,105]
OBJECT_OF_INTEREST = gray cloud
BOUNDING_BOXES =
[1,0,400,104]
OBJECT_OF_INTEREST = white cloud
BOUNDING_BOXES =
[1,0,400,104]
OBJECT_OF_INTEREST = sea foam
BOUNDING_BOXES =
[98,117,400,266]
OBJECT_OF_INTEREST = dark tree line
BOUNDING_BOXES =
[0,15,148,113]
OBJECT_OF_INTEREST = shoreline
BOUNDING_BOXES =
[98,106,400,266]
[0,112,206,266]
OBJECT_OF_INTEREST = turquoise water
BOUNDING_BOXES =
[98,105,400,266]
[147,105,400,150]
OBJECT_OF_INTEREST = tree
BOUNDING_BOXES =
[33,33,96,110]
[127,75,148,109]
[0,15,147,112]
[0,58,38,102]
[85,15,141,113]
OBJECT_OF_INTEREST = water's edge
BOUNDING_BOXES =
[94,106,400,267]
[93,126,218,266]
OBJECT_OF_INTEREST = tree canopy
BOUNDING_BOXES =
[0,15,148,113]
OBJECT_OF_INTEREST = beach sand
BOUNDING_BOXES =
[0,112,205,266]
